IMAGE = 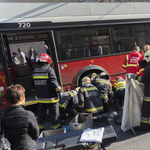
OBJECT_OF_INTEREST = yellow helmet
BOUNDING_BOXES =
[81,76,91,85]
[144,50,150,62]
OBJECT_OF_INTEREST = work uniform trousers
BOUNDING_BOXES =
[37,102,59,129]
[114,90,125,111]
[141,96,150,129]
[100,95,109,112]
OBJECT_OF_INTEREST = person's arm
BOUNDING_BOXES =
[48,67,62,96]
[78,89,84,112]
[28,112,39,140]
[122,55,128,70]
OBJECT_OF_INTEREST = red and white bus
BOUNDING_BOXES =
[0,2,149,109]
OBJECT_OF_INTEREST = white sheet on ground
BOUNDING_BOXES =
[121,75,144,132]
[79,127,104,143]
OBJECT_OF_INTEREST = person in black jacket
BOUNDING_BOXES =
[28,47,37,63]
[30,53,62,130]
[134,50,150,131]
[59,88,80,120]
[78,76,103,114]
[4,84,39,150]
[92,72,113,112]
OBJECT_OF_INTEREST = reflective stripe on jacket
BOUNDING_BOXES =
[114,79,125,91]
[78,83,103,113]
[122,51,142,74]
[93,78,113,98]
[59,90,78,109]
[30,64,61,103]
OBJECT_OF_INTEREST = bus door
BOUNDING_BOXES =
[5,31,55,106]
[0,35,12,110]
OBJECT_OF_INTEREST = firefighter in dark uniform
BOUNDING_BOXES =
[92,72,113,112]
[59,87,80,120]
[78,76,103,114]
[134,50,150,131]
[30,53,62,130]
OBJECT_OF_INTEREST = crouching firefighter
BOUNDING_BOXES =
[92,72,113,112]
[132,50,150,131]
[78,76,104,114]
[113,77,125,114]
[59,88,80,120]
[30,53,62,130]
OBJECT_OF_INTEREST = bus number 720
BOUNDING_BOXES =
[18,22,31,28]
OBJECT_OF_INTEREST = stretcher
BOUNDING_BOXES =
[35,125,117,150]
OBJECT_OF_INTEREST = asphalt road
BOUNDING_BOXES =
[32,102,150,150]
[105,104,150,150]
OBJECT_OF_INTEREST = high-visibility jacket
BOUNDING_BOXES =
[59,90,78,110]
[93,78,113,99]
[30,64,61,103]
[78,83,103,113]
[113,79,125,93]
[122,51,142,74]
[137,56,148,77]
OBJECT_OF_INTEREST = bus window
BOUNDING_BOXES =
[133,24,149,36]
[57,27,111,61]
[134,37,150,50]
[114,39,135,53]
[113,25,132,39]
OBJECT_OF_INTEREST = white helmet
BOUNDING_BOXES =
[81,76,91,85]
[100,72,107,78]
[144,50,150,62]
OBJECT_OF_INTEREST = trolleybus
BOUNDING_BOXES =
[0,2,149,109]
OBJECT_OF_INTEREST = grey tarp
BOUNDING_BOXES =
[121,75,144,132]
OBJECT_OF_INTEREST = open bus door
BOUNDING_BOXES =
[0,35,12,110]
[2,31,59,112]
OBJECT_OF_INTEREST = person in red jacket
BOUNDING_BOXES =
[122,46,142,75]
[136,45,150,77]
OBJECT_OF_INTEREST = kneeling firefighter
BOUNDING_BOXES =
[92,72,113,112]
[59,88,80,120]
[30,53,62,130]
[78,76,104,114]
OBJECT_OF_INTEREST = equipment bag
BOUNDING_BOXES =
[0,111,11,150]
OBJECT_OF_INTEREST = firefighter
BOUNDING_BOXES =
[133,50,150,131]
[110,77,125,117]
[59,87,80,120]
[122,46,142,75]
[93,72,113,112]
[78,76,103,114]
[137,45,150,77]
[30,53,62,130]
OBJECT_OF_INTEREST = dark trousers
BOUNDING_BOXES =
[141,99,150,128]
[37,102,59,127]
[114,92,124,111]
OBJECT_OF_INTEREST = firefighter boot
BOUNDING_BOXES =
[134,124,149,131]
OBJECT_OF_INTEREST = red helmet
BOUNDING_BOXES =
[39,53,52,64]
